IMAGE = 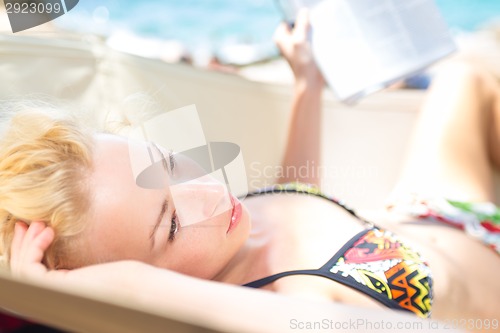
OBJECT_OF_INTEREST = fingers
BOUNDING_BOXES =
[10,222,28,265]
[273,22,291,55]
[273,9,310,55]
[293,9,310,42]
[273,9,324,89]
[10,221,54,277]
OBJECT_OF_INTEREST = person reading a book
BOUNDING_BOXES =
[1,10,499,324]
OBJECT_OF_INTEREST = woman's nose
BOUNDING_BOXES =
[170,177,231,226]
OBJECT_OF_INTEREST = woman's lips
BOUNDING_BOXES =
[227,194,242,234]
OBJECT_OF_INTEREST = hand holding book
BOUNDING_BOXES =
[274,9,324,91]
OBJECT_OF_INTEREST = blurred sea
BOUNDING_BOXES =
[56,0,500,65]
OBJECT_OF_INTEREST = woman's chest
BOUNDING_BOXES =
[243,193,366,273]
[242,193,386,308]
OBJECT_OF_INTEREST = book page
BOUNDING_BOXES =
[347,0,456,84]
[302,0,456,102]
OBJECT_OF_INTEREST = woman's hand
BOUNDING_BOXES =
[10,221,59,278]
[274,9,324,90]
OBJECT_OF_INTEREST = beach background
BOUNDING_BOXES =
[53,0,500,68]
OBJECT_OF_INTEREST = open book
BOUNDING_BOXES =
[275,0,457,104]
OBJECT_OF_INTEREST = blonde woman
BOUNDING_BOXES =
[1,11,499,330]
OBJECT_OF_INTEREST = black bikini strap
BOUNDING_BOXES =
[244,185,374,227]
[243,229,372,289]
[243,269,333,288]
[243,267,409,313]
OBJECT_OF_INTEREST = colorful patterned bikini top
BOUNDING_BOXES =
[242,183,433,318]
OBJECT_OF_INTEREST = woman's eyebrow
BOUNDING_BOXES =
[150,198,168,249]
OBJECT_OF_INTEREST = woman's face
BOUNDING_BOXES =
[85,134,251,279]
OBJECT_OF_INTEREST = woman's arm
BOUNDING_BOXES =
[8,224,448,333]
[275,10,325,186]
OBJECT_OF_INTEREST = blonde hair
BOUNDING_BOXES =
[0,102,95,270]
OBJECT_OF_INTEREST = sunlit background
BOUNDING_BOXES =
[54,0,500,66]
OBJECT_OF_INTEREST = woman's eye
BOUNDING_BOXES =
[169,211,179,241]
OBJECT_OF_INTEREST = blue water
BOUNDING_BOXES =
[57,0,500,62]
[58,0,282,59]
[436,0,500,31]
